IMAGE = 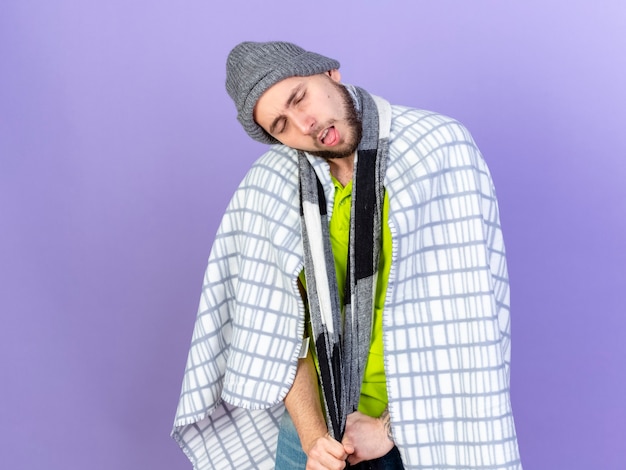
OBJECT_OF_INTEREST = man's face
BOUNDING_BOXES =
[253,70,362,159]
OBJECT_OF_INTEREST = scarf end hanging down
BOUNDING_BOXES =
[298,86,388,440]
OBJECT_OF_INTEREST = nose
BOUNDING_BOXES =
[292,112,316,135]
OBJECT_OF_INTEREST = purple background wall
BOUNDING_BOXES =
[1,1,624,469]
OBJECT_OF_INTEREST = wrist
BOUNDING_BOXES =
[300,427,329,455]
[378,407,394,443]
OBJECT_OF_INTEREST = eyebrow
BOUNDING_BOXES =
[269,83,304,134]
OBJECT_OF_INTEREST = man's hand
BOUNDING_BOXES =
[304,433,354,470]
[341,410,394,465]
[284,354,354,469]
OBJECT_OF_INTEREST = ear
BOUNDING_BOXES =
[327,68,341,83]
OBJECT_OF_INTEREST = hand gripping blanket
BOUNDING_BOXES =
[172,92,522,469]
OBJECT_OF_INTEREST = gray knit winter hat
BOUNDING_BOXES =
[226,41,340,144]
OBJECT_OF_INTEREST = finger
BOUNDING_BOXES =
[341,436,355,455]
[308,435,347,463]
[315,449,347,470]
[323,435,349,460]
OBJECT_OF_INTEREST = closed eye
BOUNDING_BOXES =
[294,91,306,105]
[271,116,287,135]
[270,84,306,135]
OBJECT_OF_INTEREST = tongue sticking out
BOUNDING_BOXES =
[322,126,339,146]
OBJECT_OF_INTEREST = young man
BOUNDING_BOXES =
[172,41,522,470]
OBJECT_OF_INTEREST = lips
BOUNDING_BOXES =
[319,126,339,146]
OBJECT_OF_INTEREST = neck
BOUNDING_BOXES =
[327,153,355,186]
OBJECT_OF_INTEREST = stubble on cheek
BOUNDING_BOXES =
[306,83,362,160]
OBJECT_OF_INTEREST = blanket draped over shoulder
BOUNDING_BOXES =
[172,94,522,469]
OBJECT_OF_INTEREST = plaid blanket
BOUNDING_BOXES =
[172,95,522,469]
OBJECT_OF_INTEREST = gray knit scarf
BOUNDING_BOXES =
[298,86,388,440]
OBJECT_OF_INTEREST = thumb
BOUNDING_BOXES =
[342,439,355,455]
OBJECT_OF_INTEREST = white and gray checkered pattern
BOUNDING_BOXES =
[172,98,521,469]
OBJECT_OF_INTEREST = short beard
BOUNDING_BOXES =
[305,82,362,160]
